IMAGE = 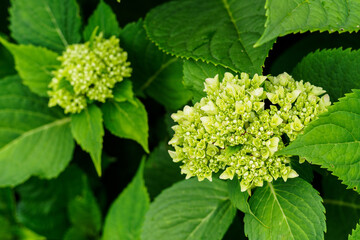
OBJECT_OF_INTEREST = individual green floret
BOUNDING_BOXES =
[48,33,132,114]
[168,72,331,192]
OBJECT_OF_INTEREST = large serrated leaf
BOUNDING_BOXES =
[102,159,149,240]
[9,0,81,52]
[145,0,273,75]
[292,48,360,101]
[244,178,326,240]
[120,20,191,110]
[323,174,360,240]
[278,90,360,192]
[0,75,74,187]
[142,178,236,240]
[256,0,360,46]
[83,0,121,41]
[0,38,59,97]
[71,104,104,176]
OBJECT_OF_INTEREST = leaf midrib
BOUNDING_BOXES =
[0,117,71,153]
[268,182,295,240]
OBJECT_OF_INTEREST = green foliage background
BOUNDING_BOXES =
[0,0,360,239]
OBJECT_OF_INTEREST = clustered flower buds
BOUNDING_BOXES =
[169,72,331,192]
[48,33,132,114]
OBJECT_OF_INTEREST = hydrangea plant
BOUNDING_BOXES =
[169,72,330,192]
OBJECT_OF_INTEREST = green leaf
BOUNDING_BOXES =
[183,60,235,103]
[102,159,149,240]
[144,0,273,75]
[142,178,236,240]
[102,99,149,153]
[112,80,135,103]
[289,157,314,183]
[120,20,191,110]
[0,75,74,187]
[64,228,88,240]
[0,38,59,97]
[0,41,16,78]
[67,176,102,238]
[9,0,81,52]
[227,178,250,213]
[71,104,104,176]
[323,174,360,240]
[83,0,121,41]
[256,0,360,46]
[278,90,360,192]
[349,222,360,240]
[292,48,360,101]
[244,178,326,240]
[144,142,183,199]
[16,166,85,239]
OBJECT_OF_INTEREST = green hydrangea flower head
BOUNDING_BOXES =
[48,33,132,114]
[169,72,331,192]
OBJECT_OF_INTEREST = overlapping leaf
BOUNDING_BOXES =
[120,20,191,110]
[10,0,81,52]
[256,0,360,46]
[142,178,236,240]
[102,160,149,240]
[292,48,360,101]
[278,90,360,192]
[244,178,326,240]
[0,75,74,187]
[145,0,273,74]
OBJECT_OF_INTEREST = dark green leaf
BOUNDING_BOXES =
[289,157,314,183]
[278,90,360,192]
[244,178,326,240]
[102,99,149,153]
[144,142,183,199]
[256,0,360,46]
[227,178,250,213]
[71,104,104,176]
[145,0,273,74]
[10,0,81,52]
[120,20,191,110]
[183,60,234,103]
[102,159,149,240]
[0,41,15,78]
[142,178,236,240]
[83,0,121,41]
[323,174,360,240]
[292,48,360,101]
[0,38,59,96]
[0,75,74,187]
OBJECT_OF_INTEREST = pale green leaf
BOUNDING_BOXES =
[183,59,235,103]
[83,0,121,41]
[120,20,191,110]
[144,0,273,74]
[292,48,360,101]
[256,0,360,46]
[10,0,81,52]
[278,90,360,192]
[0,38,59,97]
[0,75,74,187]
[144,142,183,199]
[244,178,326,240]
[113,80,135,103]
[71,104,104,176]
[142,178,236,240]
[323,174,360,240]
[349,222,360,240]
[102,99,149,153]
[102,159,149,240]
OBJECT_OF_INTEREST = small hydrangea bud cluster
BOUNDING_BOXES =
[169,72,331,192]
[48,33,132,114]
